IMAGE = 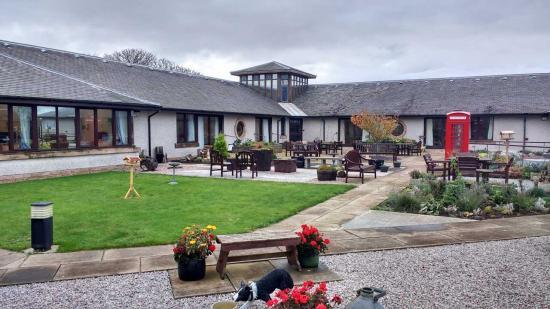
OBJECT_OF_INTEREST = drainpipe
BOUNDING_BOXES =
[522,115,527,154]
[147,110,160,157]
[322,119,326,141]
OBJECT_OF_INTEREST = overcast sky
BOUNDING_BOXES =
[1,0,549,83]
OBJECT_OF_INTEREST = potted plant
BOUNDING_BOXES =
[317,165,337,181]
[266,280,342,308]
[250,141,274,171]
[295,224,330,268]
[393,161,401,168]
[213,134,229,159]
[380,165,389,172]
[173,224,217,281]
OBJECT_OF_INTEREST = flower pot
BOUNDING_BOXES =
[250,149,273,171]
[380,165,389,172]
[393,161,401,168]
[178,257,206,281]
[298,253,319,268]
[317,169,337,181]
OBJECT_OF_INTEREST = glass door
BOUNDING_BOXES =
[425,118,446,148]
[289,118,303,142]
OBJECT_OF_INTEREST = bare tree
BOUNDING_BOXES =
[103,48,201,76]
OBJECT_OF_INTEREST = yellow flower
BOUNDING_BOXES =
[189,240,196,245]
[202,229,208,233]
[211,225,217,230]
[199,243,206,247]
[206,225,213,229]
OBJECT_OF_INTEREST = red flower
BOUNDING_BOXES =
[332,294,343,304]
[276,290,289,302]
[208,244,216,251]
[266,299,279,307]
[323,238,330,244]
[301,224,308,229]
[299,294,309,304]
[209,234,215,240]
[310,240,317,247]
[318,282,327,292]
[316,304,327,309]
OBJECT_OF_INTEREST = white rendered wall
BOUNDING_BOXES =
[223,114,256,146]
[0,151,137,177]
[401,117,424,141]
[324,119,339,142]
[302,119,323,141]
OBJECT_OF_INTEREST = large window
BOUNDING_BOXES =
[0,103,132,152]
[58,107,76,149]
[13,106,33,150]
[176,113,197,143]
[196,115,222,147]
[79,109,95,147]
[37,106,57,150]
[255,117,272,142]
[0,104,8,151]
[471,116,493,140]
[97,109,113,147]
[280,74,289,102]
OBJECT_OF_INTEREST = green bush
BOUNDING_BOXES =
[213,133,229,159]
[442,178,466,206]
[419,198,443,215]
[428,179,446,200]
[456,184,487,212]
[513,193,535,213]
[527,187,545,198]
[409,170,423,179]
[491,184,518,205]
[386,191,421,213]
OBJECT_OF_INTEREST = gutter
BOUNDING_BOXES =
[148,110,160,157]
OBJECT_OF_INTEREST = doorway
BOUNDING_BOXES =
[289,118,303,142]
[425,118,446,148]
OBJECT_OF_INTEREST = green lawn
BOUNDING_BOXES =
[0,172,353,252]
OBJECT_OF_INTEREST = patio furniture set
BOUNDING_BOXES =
[423,153,514,183]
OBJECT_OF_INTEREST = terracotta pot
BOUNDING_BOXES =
[177,257,206,281]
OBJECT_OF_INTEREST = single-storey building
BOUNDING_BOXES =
[1,40,549,180]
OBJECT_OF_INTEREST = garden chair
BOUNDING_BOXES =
[423,153,448,179]
[209,149,233,177]
[456,156,480,177]
[343,149,376,184]
[476,157,514,184]
[234,151,258,179]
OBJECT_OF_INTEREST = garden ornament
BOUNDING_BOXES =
[233,269,294,308]
[345,287,386,309]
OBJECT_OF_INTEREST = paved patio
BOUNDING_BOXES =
[1,154,549,298]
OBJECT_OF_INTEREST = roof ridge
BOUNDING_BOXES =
[0,51,160,106]
[310,72,550,86]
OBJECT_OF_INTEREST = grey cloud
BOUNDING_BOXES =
[1,0,549,83]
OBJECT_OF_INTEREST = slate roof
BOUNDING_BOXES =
[293,74,550,116]
[230,61,316,78]
[0,41,288,116]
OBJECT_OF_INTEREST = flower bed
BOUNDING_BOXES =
[375,170,549,220]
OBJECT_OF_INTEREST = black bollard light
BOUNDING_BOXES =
[31,201,53,251]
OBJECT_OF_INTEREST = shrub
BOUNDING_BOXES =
[410,170,423,179]
[456,185,487,212]
[318,164,337,171]
[419,198,443,216]
[428,179,447,200]
[442,178,466,206]
[386,191,421,213]
[512,193,535,213]
[213,133,229,159]
[491,184,518,205]
[533,198,548,213]
[527,187,545,198]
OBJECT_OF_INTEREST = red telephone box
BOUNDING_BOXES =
[445,111,470,159]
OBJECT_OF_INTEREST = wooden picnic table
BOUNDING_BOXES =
[215,232,301,279]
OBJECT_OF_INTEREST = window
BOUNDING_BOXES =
[97,109,113,147]
[280,74,288,102]
[37,106,57,150]
[58,107,76,149]
[471,116,493,140]
[197,115,222,146]
[176,113,197,143]
[79,109,95,147]
[255,118,271,142]
[391,120,406,137]
[280,117,286,137]
[235,120,245,139]
[13,106,33,150]
[115,110,129,145]
[0,104,8,152]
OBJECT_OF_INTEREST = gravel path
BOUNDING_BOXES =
[1,236,549,308]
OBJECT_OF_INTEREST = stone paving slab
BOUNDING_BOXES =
[0,265,59,286]
[54,258,140,280]
[102,245,172,260]
[269,259,342,285]
[0,269,5,281]
[343,210,472,229]
[21,250,103,267]
[393,232,460,246]
[326,236,406,254]
[321,230,360,240]
[141,255,176,272]
[169,267,235,298]
[226,261,275,285]
[0,253,27,269]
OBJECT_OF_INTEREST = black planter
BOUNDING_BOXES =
[251,149,273,171]
[393,161,401,168]
[177,257,206,281]
[317,169,337,181]
[380,165,389,172]
[293,156,305,168]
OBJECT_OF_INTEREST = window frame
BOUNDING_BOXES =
[176,113,198,145]
[470,115,494,141]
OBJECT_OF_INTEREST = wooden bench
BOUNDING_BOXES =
[215,232,301,279]
[304,156,344,168]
